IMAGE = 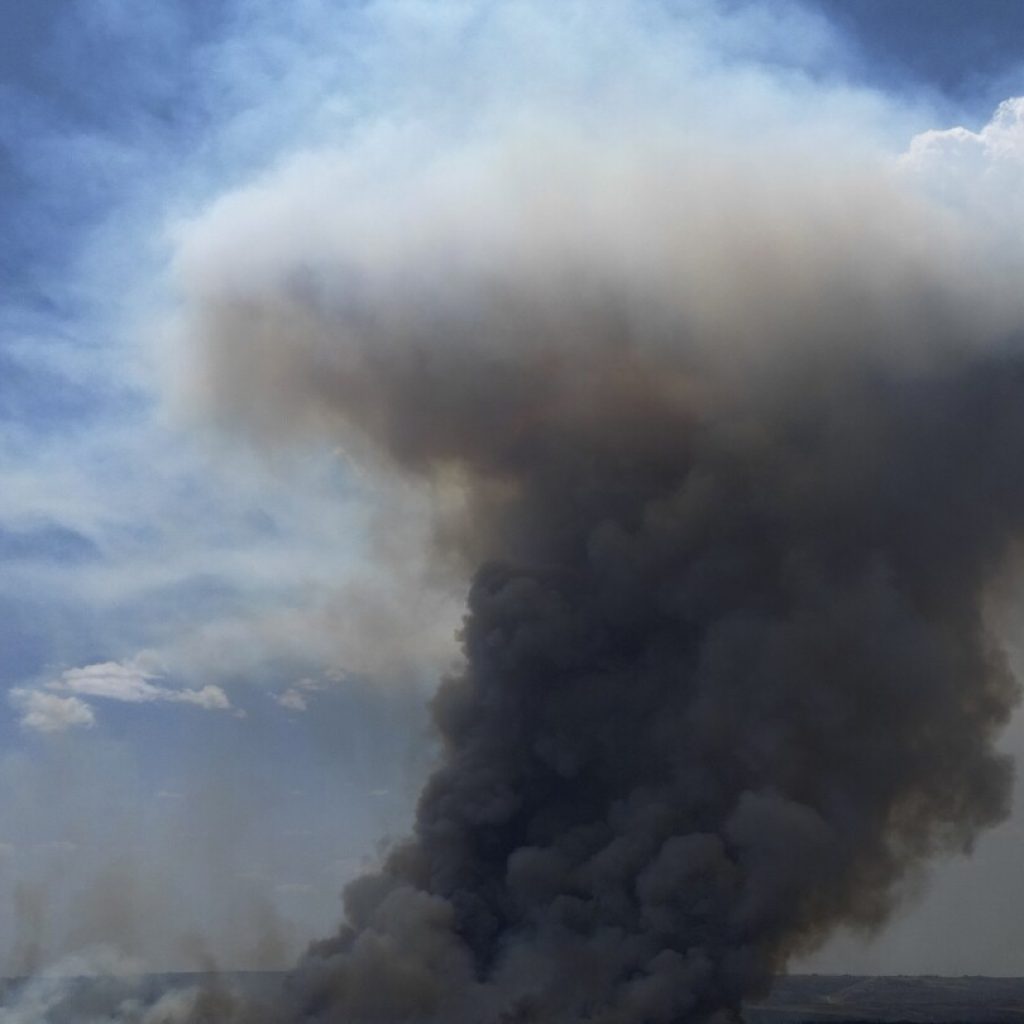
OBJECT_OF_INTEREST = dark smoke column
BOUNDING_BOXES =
[275,340,1023,1024]
[181,133,1024,1023]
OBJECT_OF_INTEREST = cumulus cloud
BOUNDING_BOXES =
[904,96,1024,174]
[900,97,1024,260]
[9,689,96,734]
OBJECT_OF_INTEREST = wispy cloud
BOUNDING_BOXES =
[274,676,327,713]
[9,658,232,733]
[51,659,231,710]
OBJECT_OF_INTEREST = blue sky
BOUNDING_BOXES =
[3,0,1024,976]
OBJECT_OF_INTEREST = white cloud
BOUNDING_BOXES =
[49,659,231,713]
[903,97,1024,174]
[275,675,331,713]
[175,684,231,710]
[10,689,96,734]
[8,659,233,733]
[900,97,1024,264]
[57,661,166,703]
[276,689,308,712]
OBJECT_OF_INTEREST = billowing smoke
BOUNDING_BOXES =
[165,5,1024,1022]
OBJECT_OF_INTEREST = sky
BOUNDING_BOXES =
[4,0,1024,980]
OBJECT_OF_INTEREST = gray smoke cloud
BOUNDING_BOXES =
[160,6,1024,1022]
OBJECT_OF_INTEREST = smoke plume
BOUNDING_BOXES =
[166,6,1024,1021]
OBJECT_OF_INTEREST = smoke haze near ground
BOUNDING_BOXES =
[150,3,1024,1021]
